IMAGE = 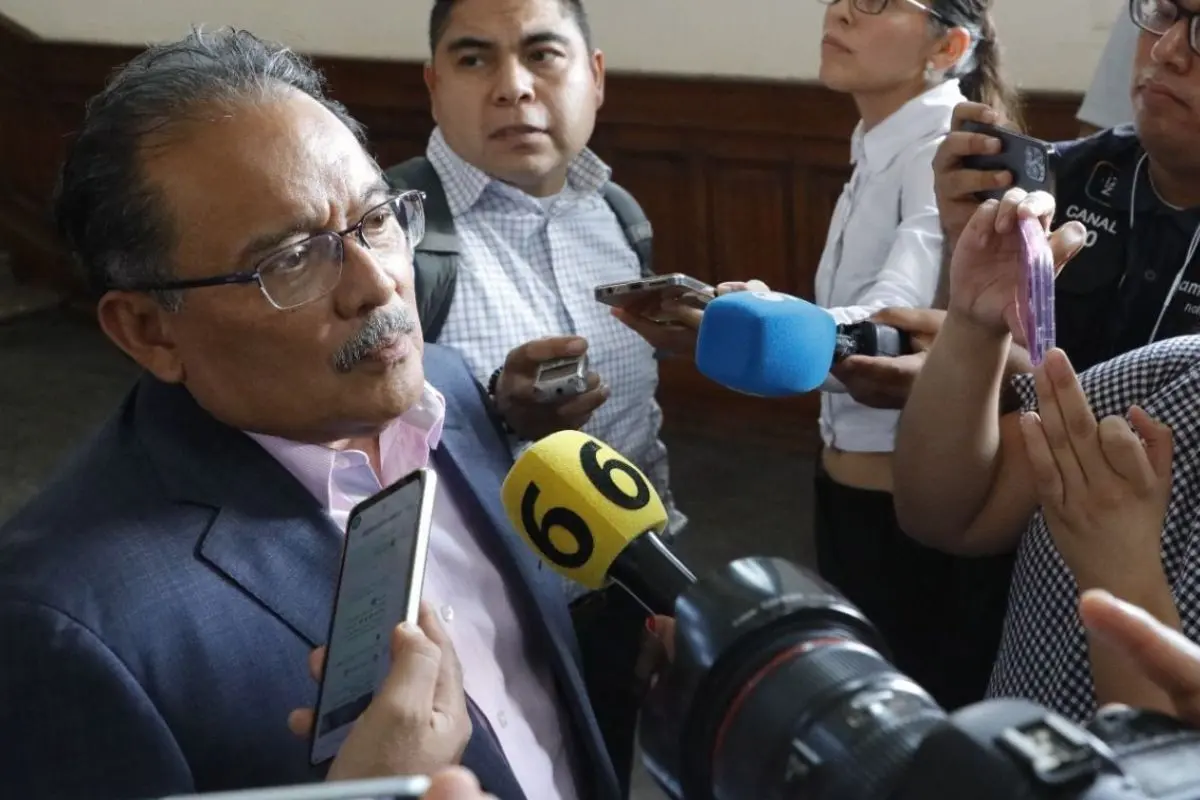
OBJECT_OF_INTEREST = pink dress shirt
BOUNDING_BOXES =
[247,384,580,800]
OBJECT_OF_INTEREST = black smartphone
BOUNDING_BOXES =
[308,469,438,766]
[960,120,1056,202]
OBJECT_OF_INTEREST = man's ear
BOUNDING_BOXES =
[96,291,186,384]
[424,62,440,124]
[591,48,606,109]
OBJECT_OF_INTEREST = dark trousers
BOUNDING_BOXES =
[813,463,1014,711]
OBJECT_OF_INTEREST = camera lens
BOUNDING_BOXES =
[687,627,945,800]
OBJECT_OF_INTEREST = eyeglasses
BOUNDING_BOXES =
[114,190,426,311]
[1130,0,1200,56]
[817,0,953,25]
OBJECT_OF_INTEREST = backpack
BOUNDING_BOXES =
[384,156,654,342]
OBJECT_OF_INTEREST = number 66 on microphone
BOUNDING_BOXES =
[500,430,669,591]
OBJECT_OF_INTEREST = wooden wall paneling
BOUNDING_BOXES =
[0,14,1087,445]
[0,20,79,289]
[596,147,696,277]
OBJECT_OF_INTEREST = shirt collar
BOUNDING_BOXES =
[245,382,447,510]
[426,126,612,216]
[851,79,967,172]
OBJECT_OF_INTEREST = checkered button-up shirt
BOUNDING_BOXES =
[427,128,684,537]
[987,336,1200,721]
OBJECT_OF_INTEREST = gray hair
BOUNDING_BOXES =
[53,26,368,308]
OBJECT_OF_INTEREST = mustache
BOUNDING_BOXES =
[332,306,417,373]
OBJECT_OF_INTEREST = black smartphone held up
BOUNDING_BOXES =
[156,776,432,800]
[960,120,1056,202]
[308,469,438,766]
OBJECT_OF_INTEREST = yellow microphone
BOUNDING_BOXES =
[501,430,696,614]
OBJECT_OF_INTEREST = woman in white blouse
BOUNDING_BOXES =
[812,0,1020,710]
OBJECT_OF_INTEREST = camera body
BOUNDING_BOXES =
[639,556,1200,800]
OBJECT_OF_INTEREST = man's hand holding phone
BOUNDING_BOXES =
[494,336,608,440]
[288,603,472,782]
[611,279,771,357]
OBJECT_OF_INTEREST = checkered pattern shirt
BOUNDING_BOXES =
[426,129,684,538]
[987,336,1200,721]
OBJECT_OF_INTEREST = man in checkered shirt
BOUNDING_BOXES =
[392,1,751,792]
[893,187,1200,723]
[404,0,701,537]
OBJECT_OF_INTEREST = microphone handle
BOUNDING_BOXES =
[832,322,914,363]
[607,533,697,616]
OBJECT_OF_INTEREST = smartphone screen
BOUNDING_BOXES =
[309,469,437,765]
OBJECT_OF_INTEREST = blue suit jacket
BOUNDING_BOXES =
[0,344,620,800]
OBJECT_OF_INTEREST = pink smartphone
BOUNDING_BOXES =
[1018,216,1056,365]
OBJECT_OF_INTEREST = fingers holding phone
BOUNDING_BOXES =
[606,275,771,358]
[934,102,1014,248]
[293,603,472,782]
[495,337,609,440]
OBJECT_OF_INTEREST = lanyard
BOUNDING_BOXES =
[1121,152,1200,345]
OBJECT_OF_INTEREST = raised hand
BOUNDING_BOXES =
[1080,590,1200,725]
[494,336,609,440]
[947,189,1086,338]
[1019,349,1173,590]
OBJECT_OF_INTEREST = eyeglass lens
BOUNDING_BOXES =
[1132,0,1200,53]
[255,194,425,310]
[817,0,891,12]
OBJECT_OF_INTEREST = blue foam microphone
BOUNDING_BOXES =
[694,291,913,396]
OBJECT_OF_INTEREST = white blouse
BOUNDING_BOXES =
[815,79,966,454]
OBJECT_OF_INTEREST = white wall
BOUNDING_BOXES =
[0,0,1126,91]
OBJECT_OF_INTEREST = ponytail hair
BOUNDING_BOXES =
[934,2,1025,131]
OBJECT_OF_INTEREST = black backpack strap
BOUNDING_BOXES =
[384,157,460,343]
[601,181,654,277]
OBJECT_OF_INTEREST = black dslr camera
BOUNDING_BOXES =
[639,556,1200,800]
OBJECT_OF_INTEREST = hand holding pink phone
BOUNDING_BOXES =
[1017,215,1056,366]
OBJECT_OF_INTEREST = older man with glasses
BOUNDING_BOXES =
[0,27,623,800]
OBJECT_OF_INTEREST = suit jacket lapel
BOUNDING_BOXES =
[434,389,621,800]
[132,376,342,647]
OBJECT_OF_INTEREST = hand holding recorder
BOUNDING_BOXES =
[493,336,609,441]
